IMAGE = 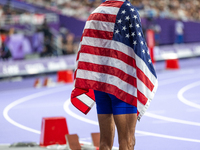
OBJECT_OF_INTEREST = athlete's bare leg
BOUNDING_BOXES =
[113,113,137,150]
[97,114,115,150]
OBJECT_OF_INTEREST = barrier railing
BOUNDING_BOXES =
[0,13,58,26]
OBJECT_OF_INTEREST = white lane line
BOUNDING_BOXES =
[177,81,200,109]
[64,98,200,143]
[143,75,200,126]
[135,130,200,143]
[145,112,200,126]
[142,75,200,126]
[3,87,71,134]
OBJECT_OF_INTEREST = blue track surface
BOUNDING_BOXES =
[0,58,200,150]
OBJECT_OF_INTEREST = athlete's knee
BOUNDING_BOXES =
[130,135,136,149]
[99,141,113,150]
[119,135,136,150]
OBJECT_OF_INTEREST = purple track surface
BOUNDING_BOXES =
[0,58,200,150]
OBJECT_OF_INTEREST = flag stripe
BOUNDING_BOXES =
[137,78,154,100]
[137,80,158,119]
[76,69,137,97]
[82,36,135,58]
[78,53,137,78]
[77,61,137,87]
[137,99,146,113]
[77,94,95,108]
[75,78,138,106]
[135,55,157,85]
[91,6,120,15]
[137,67,154,91]
[100,1,124,8]
[85,20,115,32]
[83,29,113,40]
[88,13,117,23]
[71,97,91,114]
[137,89,148,105]
[80,45,137,68]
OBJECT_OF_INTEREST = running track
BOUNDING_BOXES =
[0,58,200,150]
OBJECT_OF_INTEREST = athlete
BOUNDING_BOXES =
[71,0,158,150]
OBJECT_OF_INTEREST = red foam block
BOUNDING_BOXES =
[165,58,180,69]
[57,70,73,83]
[40,117,69,146]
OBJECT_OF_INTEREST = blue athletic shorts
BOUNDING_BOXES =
[94,90,137,115]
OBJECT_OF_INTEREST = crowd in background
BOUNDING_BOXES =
[16,0,104,20]
[0,4,22,16]
[1,0,200,60]
[16,0,200,22]
[134,0,200,21]
[1,0,200,22]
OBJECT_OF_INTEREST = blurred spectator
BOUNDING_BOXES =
[175,18,184,44]
[0,29,10,60]
[40,34,54,57]
[61,2,76,17]
[62,33,75,55]
[8,28,15,36]
[40,19,52,39]
[39,20,54,57]
[0,42,12,60]
[0,5,3,17]
[0,29,7,43]
[20,12,32,24]
[154,24,161,46]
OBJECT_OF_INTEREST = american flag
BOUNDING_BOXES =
[71,0,158,120]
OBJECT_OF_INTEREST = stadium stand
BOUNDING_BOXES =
[16,0,200,21]
[0,0,200,76]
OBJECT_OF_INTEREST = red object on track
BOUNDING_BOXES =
[57,70,73,83]
[40,117,69,146]
[166,58,180,69]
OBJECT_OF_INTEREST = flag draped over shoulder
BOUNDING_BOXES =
[71,0,158,120]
